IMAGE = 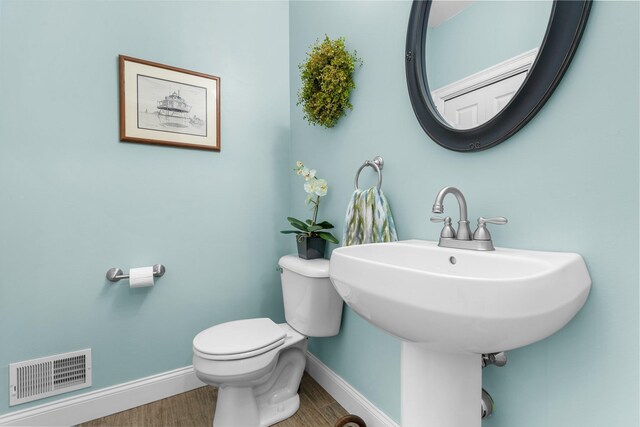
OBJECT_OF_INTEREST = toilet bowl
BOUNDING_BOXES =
[192,255,343,427]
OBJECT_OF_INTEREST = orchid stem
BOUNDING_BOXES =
[311,196,320,225]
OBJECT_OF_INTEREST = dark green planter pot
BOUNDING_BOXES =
[296,236,326,260]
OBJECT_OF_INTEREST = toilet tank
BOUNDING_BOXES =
[278,255,343,337]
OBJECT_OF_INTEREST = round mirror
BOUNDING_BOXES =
[406,0,591,152]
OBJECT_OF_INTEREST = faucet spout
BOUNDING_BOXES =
[432,187,472,240]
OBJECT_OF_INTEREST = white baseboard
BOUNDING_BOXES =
[305,353,399,427]
[0,366,204,426]
[1,355,396,427]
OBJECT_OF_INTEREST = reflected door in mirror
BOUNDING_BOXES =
[439,71,527,130]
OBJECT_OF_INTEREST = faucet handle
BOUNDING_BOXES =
[479,217,508,226]
[473,217,508,241]
[430,216,456,239]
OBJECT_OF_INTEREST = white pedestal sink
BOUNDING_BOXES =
[329,240,591,427]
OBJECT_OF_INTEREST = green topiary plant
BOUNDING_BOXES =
[297,36,362,128]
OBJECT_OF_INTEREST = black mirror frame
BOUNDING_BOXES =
[406,0,592,152]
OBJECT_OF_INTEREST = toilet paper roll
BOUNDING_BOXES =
[129,266,154,288]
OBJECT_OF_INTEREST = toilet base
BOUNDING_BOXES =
[256,393,300,427]
[213,385,301,427]
[210,339,307,427]
[214,386,260,427]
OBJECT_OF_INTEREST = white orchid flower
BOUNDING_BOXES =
[296,161,303,168]
[303,169,316,181]
[304,179,317,194]
[314,179,328,196]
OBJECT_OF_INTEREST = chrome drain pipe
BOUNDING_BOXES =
[481,389,494,418]
[482,352,508,368]
[480,352,506,419]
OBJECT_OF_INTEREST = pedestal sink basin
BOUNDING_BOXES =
[329,240,591,427]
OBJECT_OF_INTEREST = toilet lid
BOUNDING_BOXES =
[193,318,286,360]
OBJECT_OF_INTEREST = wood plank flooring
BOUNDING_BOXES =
[80,373,348,427]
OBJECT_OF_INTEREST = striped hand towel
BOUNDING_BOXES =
[342,187,398,246]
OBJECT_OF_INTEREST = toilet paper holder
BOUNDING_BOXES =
[106,264,166,282]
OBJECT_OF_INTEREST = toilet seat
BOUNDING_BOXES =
[193,318,286,361]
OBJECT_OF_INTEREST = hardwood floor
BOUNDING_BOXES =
[80,373,348,427]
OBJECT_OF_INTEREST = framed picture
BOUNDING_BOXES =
[119,55,220,151]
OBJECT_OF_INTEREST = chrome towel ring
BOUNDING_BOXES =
[354,156,384,191]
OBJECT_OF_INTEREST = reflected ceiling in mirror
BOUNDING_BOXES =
[425,0,552,130]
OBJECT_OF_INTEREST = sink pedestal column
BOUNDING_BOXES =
[401,343,481,427]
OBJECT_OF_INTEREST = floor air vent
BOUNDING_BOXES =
[9,348,92,406]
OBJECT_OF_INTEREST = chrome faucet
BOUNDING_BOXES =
[431,186,507,251]
[432,186,472,240]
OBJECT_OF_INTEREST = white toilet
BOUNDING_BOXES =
[192,255,343,427]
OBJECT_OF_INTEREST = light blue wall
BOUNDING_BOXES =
[1,1,638,425]
[290,1,639,425]
[426,0,553,89]
[0,0,290,415]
